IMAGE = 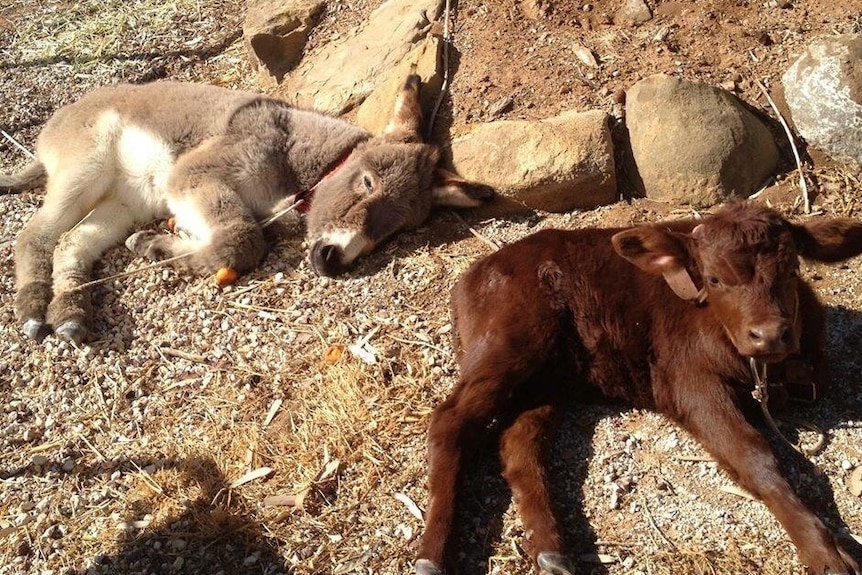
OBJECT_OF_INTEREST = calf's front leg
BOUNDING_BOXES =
[665,375,859,574]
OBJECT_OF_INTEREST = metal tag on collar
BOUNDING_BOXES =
[749,357,768,403]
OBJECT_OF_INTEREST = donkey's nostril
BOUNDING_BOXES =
[321,244,337,263]
[310,240,346,277]
[749,329,763,342]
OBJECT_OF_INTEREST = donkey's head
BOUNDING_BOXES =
[613,202,862,362]
[305,75,495,276]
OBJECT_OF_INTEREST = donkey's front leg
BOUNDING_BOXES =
[127,177,266,276]
[666,375,859,575]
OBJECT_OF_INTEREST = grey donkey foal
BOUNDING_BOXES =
[1,75,494,344]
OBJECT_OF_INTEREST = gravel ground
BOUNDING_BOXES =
[1,1,861,575]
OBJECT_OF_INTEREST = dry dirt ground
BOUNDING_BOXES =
[1,1,862,575]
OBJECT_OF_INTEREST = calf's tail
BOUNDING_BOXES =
[1,161,46,193]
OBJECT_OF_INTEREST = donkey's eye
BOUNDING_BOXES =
[362,174,374,193]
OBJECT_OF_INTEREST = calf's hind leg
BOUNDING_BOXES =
[417,381,507,575]
[499,402,573,575]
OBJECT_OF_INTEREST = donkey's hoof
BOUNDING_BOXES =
[22,318,50,342]
[537,552,576,575]
[125,230,154,253]
[414,559,443,575]
[54,320,88,345]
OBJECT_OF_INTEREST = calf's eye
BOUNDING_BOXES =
[708,276,721,287]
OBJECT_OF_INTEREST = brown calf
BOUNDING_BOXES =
[416,202,862,575]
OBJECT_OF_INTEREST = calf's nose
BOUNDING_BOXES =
[747,321,791,355]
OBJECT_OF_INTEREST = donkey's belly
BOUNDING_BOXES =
[115,122,174,217]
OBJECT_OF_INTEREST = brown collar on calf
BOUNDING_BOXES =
[663,266,708,304]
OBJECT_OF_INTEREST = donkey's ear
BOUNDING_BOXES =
[383,74,424,143]
[431,168,496,208]
[612,226,699,300]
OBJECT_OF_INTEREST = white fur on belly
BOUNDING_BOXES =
[116,122,174,213]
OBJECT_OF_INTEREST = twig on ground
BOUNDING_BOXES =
[674,454,715,463]
[387,335,449,355]
[79,433,108,462]
[72,252,192,292]
[754,79,810,213]
[1,129,35,159]
[156,346,208,364]
[641,497,678,551]
[451,211,501,251]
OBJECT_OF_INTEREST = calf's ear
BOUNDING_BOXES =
[612,227,700,300]
[792,218,862,263]
[431,168,497,208]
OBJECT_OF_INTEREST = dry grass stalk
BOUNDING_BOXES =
[754,79,810,213]
[1,129,35,159]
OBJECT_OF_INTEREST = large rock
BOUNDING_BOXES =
[782,34,862,169]
[277,0,443,116]
[626,74,779,206]
[243,0,326,86]
[354,35,442,136]
[448,110,617,213]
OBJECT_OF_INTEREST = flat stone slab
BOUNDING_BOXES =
[277,0,443,116]
[448,110,618,213]
[243,0,326,86]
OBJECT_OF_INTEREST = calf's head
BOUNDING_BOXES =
[612,202,862,362]
[305,75,495,276]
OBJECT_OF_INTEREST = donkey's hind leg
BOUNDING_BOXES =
[126,178,266,276]
[47,197,142,344]
[15,172,110,341]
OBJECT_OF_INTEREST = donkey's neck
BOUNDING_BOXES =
[284,108,370,190]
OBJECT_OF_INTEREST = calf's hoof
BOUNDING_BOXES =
[804,539,861,575]
[54,320,88,345]
[22,318,50,342]
[537,552,576,575]
[414,559,443,575]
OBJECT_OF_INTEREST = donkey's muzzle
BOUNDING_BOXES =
[310,239,348,277]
